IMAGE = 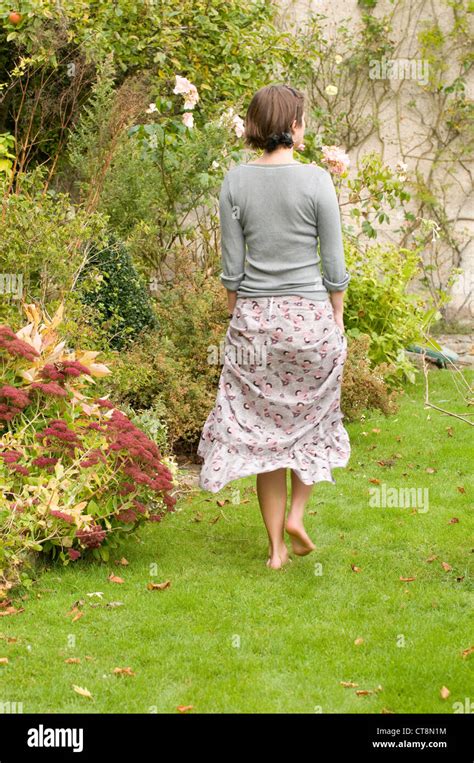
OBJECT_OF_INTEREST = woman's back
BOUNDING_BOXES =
[219,161,350,299]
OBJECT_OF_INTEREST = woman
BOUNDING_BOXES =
[197,84,351,570]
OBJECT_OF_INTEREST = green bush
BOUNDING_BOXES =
[344,241,440,383]
[76,233,159,350]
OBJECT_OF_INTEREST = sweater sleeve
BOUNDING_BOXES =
[219,172,246,291]
[315,169,351,292]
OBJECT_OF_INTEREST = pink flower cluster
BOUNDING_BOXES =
[0,326,40,361]
[35,418,83,456]
[29,381,68,398]
[50,509,75,524]
[0,384,31,422]
[40,360,91,382]
[76,524,107,548]
[0,449,30,475]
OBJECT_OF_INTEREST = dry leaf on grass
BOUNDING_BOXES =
[108,574,124,584]
[113,667,135,676]
[400,576,416,582]
[72,685,93,699]
[340,681,358,688]
[440,686,450,700]
[0,607,24,617]
[177,705,194,713]
[0,657,9,664]
[65,658,81,664]
[354,637,364,646]
[147,581,171,591]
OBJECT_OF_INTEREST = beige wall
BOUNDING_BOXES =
[278,0,473,322]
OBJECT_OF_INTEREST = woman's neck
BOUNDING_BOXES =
[256,147,296,165]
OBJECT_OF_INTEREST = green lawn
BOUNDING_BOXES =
[0,370,472,714]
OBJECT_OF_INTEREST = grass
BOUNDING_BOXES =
[0,369,472,714]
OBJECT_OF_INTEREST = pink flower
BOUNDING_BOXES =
[76,524,107,549]
[0,326,40,360]
[32,456,58,468]
[29,381,68,398]
[50,509,75,524]
[0,385,30,408]
[173,75,199,109]
[182,112,194,128]
[116,509,137,524]
[68,548,81,561]
[321,145,350,176]
[0,450,22,464]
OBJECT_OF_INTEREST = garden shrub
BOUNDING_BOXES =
[341,334,400,422]
[76,232,159,350]
[107,330,214,452]
[0,303,177,591]
[343,241,439,382]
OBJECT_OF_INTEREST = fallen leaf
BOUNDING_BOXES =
[117,558,129,566]
[369,478,380,485]
[72,685,93,699]
[425,467,436,474]
[0,607,24,617]
[461,646,474,659]
[457,486,465,494]
[0,657,9,664]
[356,690,372,696]
[177,705,194,713]
[65,658,81,664]
[354,637,364,646]
[147,581,171,591]
[448,518,459,524]
[108,574,124,584]
[351,565,362,573]
[72,612,84,623]
[340,681,358,688]
[113,667,135,676]
[372,428,381,434]
[400,576,416,582]
[440,686,450,700]
[441,562,452,572]
[193,512,203,522]
[209,515,221,525]
[426,555,438,563]
[107,601,124,608]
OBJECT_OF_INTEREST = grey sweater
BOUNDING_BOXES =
[218,162,350,300]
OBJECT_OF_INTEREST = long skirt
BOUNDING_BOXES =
[197,295,350,493]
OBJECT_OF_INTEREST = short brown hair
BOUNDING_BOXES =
[243,84,305,153]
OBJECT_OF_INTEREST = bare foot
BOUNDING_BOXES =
[285,518,316,556]
[266,542,292,569]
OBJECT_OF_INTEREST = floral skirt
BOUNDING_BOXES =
[197,295,350,493]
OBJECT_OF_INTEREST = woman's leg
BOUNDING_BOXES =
[286,470,316,555]
[256,468,290,569]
